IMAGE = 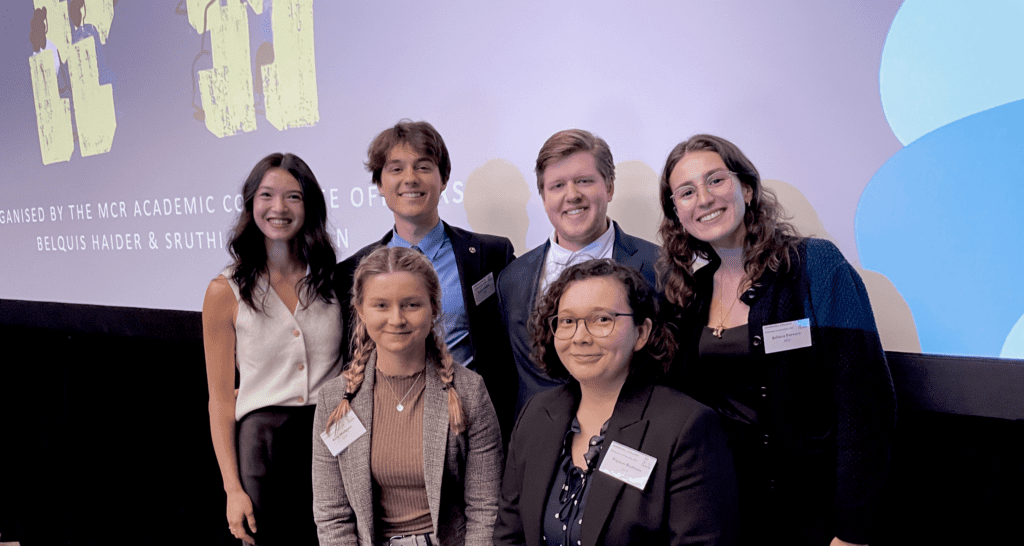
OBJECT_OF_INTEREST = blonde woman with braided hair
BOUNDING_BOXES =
[313,246,502,546]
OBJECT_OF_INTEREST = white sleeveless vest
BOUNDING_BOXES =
[223,268,343,420]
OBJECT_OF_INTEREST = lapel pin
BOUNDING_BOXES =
[469,247,477,253]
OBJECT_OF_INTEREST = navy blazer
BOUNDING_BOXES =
[333,222,518,444]
[496,222,660,414]
[494,377,739,546]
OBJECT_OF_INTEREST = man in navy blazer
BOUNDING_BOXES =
[496,129,659,415]
[334,120,518,444]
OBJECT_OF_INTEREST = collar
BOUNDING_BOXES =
[548,218,610,256]
[390,220,446,260]
[546,219,616,264]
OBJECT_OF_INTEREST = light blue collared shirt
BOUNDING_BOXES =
[389,222,473,366]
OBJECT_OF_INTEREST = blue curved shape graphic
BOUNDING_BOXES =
[1002,313,1024,359]
[856,99,1024,357]
[880,0,1024,145]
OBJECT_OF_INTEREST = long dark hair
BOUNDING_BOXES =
[227,153,336,311]
[530,259,676,380]
[657,134,800,309]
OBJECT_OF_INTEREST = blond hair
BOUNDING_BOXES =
[325,246,466,434]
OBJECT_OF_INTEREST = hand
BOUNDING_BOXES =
[226,489,257,544]
[830,538,866,546]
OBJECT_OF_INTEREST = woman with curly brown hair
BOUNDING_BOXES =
[313,246,502,546]
[657,134,896,546]
[494,259,738,546]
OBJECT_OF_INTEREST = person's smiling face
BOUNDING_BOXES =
[541,152,613,251]
[253,168,305,244]
[357,271,434,362]
[669,150,752,250]
[379,142,445,231]
[553,276,650,391]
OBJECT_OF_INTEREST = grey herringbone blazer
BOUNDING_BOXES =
[313,353,503,546]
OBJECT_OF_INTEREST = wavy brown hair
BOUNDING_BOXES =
[325,246,466,434]
[657,134,800,309]
[530,259,676,381]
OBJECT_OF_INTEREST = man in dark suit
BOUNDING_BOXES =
[334,120,518,443]
[496,129,660,415]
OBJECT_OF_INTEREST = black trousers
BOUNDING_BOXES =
[237,405,319,546]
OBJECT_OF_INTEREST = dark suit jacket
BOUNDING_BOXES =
[333,222,518,444]
[494,377,739,546]
[496,222,660,414]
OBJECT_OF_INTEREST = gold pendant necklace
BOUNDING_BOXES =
[712,271,742,339]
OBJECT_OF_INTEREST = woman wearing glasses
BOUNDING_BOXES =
[657,134,896,546]
[494,259,738,546]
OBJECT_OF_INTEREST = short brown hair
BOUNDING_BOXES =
[529,259,676,381]
[366,120,452,186]
[535,129,614,194]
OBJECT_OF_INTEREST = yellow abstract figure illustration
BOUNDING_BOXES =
[29,51,74,165]
[68,34,116,156]
[29,0,117,163]
[262,0,319,130]
[33,0,71,64]
[188,0,259,137]
[186,0,319,137]
[82,0,115,44]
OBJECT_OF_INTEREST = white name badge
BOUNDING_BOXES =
[598,441,657,491]
[762,318,813,354]
[471,272,496,306]
[319,410,366,456]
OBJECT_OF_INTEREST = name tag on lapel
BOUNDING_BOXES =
[598,441,657,490]
[762,318,813,354]
[471,272,496,306]
[320,411,366,456]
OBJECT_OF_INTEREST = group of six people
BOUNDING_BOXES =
[202,121,896,546]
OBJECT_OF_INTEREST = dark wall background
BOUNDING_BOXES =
[2,299,1023,545]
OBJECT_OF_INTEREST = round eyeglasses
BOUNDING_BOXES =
[548,312,634,340]
[671,171,738,206]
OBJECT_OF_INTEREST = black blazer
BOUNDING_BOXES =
[494,378,739,546]
[333,222,518,444]
[496,222,660,415]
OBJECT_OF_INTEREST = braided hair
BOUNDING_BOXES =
[325,246,466,434]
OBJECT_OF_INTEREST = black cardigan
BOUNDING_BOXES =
[665,238,896,545]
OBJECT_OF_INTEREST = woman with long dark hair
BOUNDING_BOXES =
[657,135,896,546]
[313,246,502,546]
[203,153,340,545]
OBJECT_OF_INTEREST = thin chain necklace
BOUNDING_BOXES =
[712,269,743,339]
[379,369,423,412]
